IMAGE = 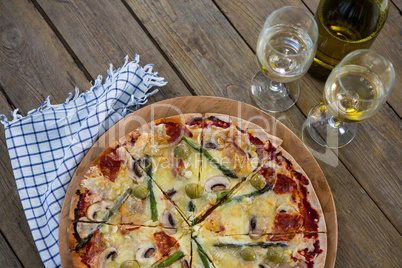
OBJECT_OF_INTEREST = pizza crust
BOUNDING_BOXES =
[164,113,203,124]
[68,223,91,268]
[204,113,231,123]
[229,115,283,147]
[315,233,328,268]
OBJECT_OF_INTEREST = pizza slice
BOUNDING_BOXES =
[69,141,184,228]
[230,146,326,235]
[195,232,327,268]
[68,223,187,268]
[199,145,326,236]
[119,114,204,223]
[188,114,282,224]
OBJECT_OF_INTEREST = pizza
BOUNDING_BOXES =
[67,114,327,268]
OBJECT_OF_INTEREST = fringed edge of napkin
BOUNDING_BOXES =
[0,55,166,127]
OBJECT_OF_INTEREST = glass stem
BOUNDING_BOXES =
[268,81,289,99]
[268,81,284,92]
[328,116,340,129]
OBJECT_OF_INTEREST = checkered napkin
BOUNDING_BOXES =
[0,55,166,267]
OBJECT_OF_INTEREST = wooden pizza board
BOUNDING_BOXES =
[59,96,337,267]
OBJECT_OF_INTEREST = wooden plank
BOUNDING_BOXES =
[391,0,402,10]
[35,0,193,105]
[124,0,258,100]
[124,0,402,266]
[0,0,94,266]
[0,0,89,115]
[213,0,402,233]
[302,0,402,117]
[0,94,43,267]
[0,231,23,268]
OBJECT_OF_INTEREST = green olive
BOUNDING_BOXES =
[120,260,140,268]
[174,143,191,160]
[266,247,284,263]
[185,183,203,199]
[250,173,266,190]
[250,144,257,152]
[240,247,256,261]
[132,185,149,199]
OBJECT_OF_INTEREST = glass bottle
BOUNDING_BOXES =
[308,0,389,80]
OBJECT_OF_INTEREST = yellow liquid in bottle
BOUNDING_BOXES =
[313,0,388,70]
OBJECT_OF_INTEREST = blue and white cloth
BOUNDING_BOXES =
[0,55,166,267]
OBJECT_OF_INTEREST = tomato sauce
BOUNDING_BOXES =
[264,141,277,161]
[266,233,295,242]
[295,172,310,185]
[249,133,266,160]
[204,116,231,129]
[292,240,323,268]
[297,183,319,232]
[274,174,297,194]
[159,122,193,143]
[154,232,177,255]
[257,166,275,185]
[272,213,303,233]
[75,190,96,219]
[100,147,123,182]
[82,229,104,267]
[186,117,203,127]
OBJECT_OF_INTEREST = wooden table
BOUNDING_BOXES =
[0,0,400,267]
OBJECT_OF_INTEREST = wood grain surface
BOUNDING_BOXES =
[0,0,401,267]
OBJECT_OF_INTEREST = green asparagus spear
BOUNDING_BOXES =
[74,188,132,250]
[188,200,196,212]
[192,236,210,268]
[216,191,229,202]
[144,155,158,221]
[182,135,238,178]
[198,248,210,268]
[223,184,273,204]
[190,217,198,226]
[154,251,184,268]
[74,223,104,250]
[104,188,132,220]
[213,241,287,248]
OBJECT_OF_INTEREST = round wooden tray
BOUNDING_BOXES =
[59,96,337,267]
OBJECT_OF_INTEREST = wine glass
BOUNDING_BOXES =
[307,49,395,148]
[250,6,318,113]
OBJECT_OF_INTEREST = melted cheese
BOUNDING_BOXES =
[149,138,201,218]
[83,225,185,268]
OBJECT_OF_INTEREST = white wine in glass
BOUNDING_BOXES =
[307,49,395,148]
[251,6,318,113]
[324,65,385,123]
[256,25,315,83]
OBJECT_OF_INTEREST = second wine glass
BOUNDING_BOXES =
[307,49,395,148]
[251,6,318,113]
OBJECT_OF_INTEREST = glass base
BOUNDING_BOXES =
[250,71,300,113]
[307,103,357,149]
